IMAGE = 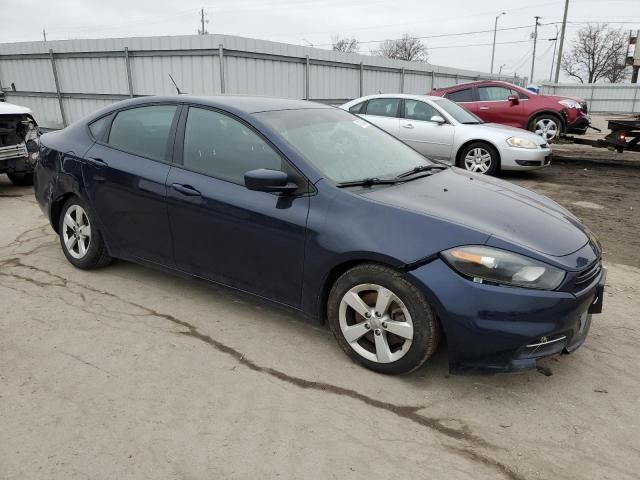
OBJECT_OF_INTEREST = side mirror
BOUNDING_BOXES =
[508,94,519,105]
[244,168,298,194]
[430,115,446,124]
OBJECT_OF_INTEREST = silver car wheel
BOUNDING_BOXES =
[463,147,492,174]
[534,118,559,141]
[62,205,91,259]
[339,283,414,364]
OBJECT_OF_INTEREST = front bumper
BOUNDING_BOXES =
[566,114,590,135]
[499,145,552,171]
[408,259,605,373]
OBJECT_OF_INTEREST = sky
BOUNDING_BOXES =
[1,0,639,82]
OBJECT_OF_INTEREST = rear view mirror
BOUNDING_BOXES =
[244,169,298,194]
[430,115,446,124]
[508,94,519,105]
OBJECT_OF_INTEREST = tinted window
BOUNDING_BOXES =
[445,88,474,102]
[364,98,400,118]
[108,105,177,161]
[404,100,439,121]
[348,101,365,114]
[88,113,112,140]
[182,107,282,184]
[478,86,512,101]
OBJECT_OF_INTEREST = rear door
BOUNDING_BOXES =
[359,98,401,137]
[398,99,454,161]
[475,86,523,127]
[82,104,179,265]
[165,105,310,307]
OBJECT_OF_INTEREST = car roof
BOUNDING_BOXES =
[345,93,444,103]
[433,80,519,92]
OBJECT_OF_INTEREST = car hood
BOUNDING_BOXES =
[0,101,33,115]
[361,168,589,257]
[475,122,548,144]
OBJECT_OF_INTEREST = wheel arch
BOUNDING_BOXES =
[455,139,502,169]
[50,192,78,234]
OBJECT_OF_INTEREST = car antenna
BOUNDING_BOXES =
[168,74,185,95]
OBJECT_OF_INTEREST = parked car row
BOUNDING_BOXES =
[29,94,605,376]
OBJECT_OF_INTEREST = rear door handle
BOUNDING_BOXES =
[85,157,108,168]
[171,183,201,197]
[479,106,490,110]
[402,123,415,129]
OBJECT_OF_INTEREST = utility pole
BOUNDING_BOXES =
[554,0,569,83]
[499,64,506,75]
[42,29,47,42]
[530,16,541,83]
[490,11,506,74]
[548,26,559,81]
[198,8,208,35]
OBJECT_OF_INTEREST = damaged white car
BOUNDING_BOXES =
[0,101,40,186]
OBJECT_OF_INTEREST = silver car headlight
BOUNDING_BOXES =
[506,136,538,149]
[441,246,565,290]
[558,99,582,109]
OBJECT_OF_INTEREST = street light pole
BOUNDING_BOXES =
[530,16,541,83]
[490,11,507,74]
[554,0,570,83]
[548,26,559,81]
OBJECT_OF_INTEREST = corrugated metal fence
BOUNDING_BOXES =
[0,34,524,129]
[540,83,640,114]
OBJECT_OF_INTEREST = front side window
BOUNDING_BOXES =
[477,86,512,101]
[404,100,439,122]
[255,108,432,184]
[445,88,474,102]
[364,98,400,118]
[107,105,177,161]
[182,107,282,184]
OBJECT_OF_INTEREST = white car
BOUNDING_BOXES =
[0,101,40,185]
[340,94,552,175]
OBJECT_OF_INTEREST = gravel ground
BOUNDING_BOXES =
[1,168,639,480]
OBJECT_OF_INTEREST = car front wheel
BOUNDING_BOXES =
[531,115,561,142]
[328,264,440,375]
[459,142,499,175]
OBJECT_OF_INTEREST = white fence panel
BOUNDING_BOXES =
[541,83,640,113]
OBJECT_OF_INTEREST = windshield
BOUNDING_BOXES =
[255,108,432,183]
[432,98,482,124]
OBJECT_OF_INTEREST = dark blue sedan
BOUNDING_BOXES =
[34,96,605,374]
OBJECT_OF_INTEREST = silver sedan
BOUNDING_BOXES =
[340,94,552,175]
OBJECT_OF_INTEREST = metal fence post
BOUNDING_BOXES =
[589,84,596,111]
[359,62,364,97]
[431,70,435,89]
[400,67,405,93]
[631,85,639,114]
[49,48,67,127]
[123,47,134,97]
[305,55,310,100]
[218,44,226,94]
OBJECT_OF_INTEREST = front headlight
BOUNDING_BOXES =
[506,137,538,149]
[441,246,565,290]
[558,99,582,109]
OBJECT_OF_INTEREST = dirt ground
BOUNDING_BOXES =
[1,166,639,480]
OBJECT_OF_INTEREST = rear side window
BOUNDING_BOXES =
[182,107,282,184]
[478,86,512,101]
[88,113,113,141]
[107,105,177,161]
[348,101,366,114]
[445,88,474,102]
[404,100,439,121]
[364,98,400,118]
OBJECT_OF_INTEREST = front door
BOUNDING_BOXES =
[165,106,309,307]
[82,104,178,265]
[398,99,455,161]
[475,86,523,127]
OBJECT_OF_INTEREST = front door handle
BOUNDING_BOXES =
[479,106,490,110]
[402,123,415,129]
[171,183,201,197]
[85,157,108,168]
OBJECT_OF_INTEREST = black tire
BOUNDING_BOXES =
[328,263,440,375]
[7,172,33,186]
[458,142,499,176]
[58,196,111,270]
[530,114,562,143]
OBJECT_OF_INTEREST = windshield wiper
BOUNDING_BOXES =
[395,164,448,179]
[336,177,399,188]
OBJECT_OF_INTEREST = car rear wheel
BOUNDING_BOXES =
[459,142,499,175]
[532,115,560,142]
[58,197,111,269]
[7,172,33,186]
[328,264,440,375]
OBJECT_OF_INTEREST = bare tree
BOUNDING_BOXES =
[561,23,629,83]
[332,36,359,53]
[374,34,428,62]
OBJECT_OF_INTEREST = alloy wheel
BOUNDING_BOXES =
[463,147,492,174]
[338,284,414,363]
[62,205,92,259]
[534,118,559,141]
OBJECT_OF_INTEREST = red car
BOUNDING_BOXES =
[429,80,589,142]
